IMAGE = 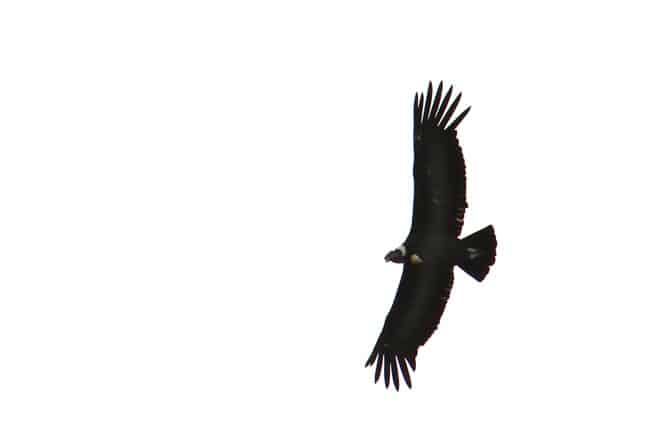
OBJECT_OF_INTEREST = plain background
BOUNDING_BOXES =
[1,1,647,429]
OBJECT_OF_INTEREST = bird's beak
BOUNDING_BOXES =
[384,249,406,263]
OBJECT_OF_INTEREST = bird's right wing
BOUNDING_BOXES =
[407,81,470,242]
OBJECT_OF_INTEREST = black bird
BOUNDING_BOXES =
[365,81,497,390]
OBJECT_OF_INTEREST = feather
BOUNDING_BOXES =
[439,93,462,129]
[374,353,383,383]
[423,81,433,122]
[384,355,391,388]
[365,346,377,367]
[434,85,453,125]
[446,106,471,130]
[429,81,443,123]
[398,356,412,388]
[405,354,416,371]
[391,355,400,391]
[414,93,421,126]
[417,93,424,126]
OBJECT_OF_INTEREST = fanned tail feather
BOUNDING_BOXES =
[457,225,497,282]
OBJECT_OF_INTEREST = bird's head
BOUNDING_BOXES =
[384,245,424,264]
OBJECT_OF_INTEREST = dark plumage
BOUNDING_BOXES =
[365,81,497,390]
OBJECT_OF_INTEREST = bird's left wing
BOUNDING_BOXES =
[365,258,454,390]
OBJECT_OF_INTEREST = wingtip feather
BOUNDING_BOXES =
[391,356,400,391]
[374,353,383,383]
[384,356,391,388]
[423,82,433,121]
[430,81,443,121]
[405,354,416,371]
[446,106,471,130]
[369,348,417,390]
[434,85,453,125]
[439,92,462,129]
[365,347,377,367]
[398,356,412,389]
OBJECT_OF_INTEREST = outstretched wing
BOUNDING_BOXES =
[407,81,470,241]
[366,82,472,390]
[365,258,454,390]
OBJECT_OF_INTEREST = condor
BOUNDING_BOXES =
[365,81,497,390]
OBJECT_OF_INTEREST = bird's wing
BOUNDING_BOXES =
[366,82,471,390]
[365,258,454,390]
[407,81,470,242]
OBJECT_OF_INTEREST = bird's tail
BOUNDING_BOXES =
[457,225,497,282]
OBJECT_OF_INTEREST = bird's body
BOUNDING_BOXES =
[366,81,497,390]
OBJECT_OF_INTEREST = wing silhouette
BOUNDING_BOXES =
[408,81,469,241]
[366,82,471,390]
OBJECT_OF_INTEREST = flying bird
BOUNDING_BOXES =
[365,81,497,390]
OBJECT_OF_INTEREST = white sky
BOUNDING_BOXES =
[1,1,647,429]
